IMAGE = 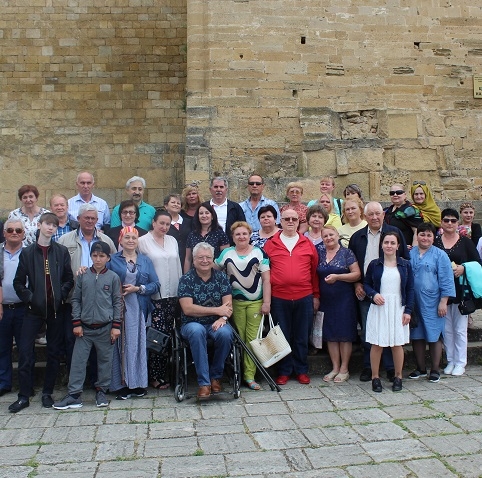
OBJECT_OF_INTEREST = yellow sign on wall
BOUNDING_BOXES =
[474,75,482,98]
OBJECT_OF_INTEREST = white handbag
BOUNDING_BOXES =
[249,314,292,368]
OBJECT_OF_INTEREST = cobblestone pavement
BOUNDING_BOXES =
[1,366,482,478]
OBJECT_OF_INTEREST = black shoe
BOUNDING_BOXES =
[130,388,147,398]
[0,388,11,397]
[392,377,403,392]
[386,369,395,382]
[360,368,372,382]
[30,388,36,397]
[372,378,382,393]
[42,394,54,408]
[8,397,29,413]
[115,387,131,400]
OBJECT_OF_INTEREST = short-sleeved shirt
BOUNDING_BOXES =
[110,201,156,230]
[178,268,232,325]
[216,246,270,301]
[186,229,230,260]
[68,193,110,229]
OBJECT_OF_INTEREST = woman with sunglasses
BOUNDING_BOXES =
[410,181,441,228]
[383,183,423,248]
[434,208,481,377]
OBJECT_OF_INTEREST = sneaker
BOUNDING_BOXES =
[35,337,47,345]
[130,388,147,397]
[444,362,455,375]
[428,371,440,383]
[451,365,465,376]
[392,377,403,392]
[115,387,131,400]
[52,394,83,410]
[41,394,54,408]
[408,369,427,379]
[96,390,109,407]
[359,368,372,382]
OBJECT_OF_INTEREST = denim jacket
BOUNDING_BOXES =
[363,257,415,315]
[108,251,160,320]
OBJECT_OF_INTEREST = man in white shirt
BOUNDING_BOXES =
[68,172,110,230]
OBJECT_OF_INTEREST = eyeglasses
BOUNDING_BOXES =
[5,228,23,234]
[389,190,405,196]
[412,180,426,185]
[121,210,136,215]
[282,217,299,222]
[442,218,458,224]
[195,255,213,261]
[248,182,263,186]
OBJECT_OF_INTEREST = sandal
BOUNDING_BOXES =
[323,371,338,382]
[246,380,261,390]
[334,372,350,383]
[150,380,170,390]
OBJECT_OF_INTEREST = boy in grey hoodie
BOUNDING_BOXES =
[53,242,122,409]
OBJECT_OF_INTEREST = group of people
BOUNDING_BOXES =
[1,171,480,410]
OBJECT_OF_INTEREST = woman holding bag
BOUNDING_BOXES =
[215,221,270,390]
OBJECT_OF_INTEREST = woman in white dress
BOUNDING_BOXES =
[364,232,414,393]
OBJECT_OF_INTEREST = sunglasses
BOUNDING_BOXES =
[389,190,405,196]
[412,180,426,185]
[248,182,263,186]
[442,218,458,224]
[282,217,299,222]
[5,228,23,234]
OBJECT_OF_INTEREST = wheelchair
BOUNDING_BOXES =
[171,325,242,402]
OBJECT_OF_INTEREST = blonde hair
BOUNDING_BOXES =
[181,185,202,210]
[230,221,252,234]
[285,181,304,196]
[342,197,365,219]
[318,193,334,213]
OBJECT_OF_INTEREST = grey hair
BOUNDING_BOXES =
[364,201,383,215]
[210,176,228,188]
[4,218,25,230]
[76,172,94,183]
[126,176,146,188]
[192,242,215,259]
[77,203,99,218]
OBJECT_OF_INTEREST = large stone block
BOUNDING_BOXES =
[394,149,438,171]
[386,114,418,139]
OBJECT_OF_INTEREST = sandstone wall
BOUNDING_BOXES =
[186,0,482,205]
[0,0,187,217]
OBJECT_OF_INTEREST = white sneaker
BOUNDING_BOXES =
[451,365,465,376]
[444,362,455,375]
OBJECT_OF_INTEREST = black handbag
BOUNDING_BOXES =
[409,306,419,329]
[458,273,478,315]
[146,327,170,354]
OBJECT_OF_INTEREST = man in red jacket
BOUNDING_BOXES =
[264,208,320,385]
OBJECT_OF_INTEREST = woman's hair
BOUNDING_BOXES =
[343,183,363,199]
[118,199,140,222]
[164,193,182,206]
[416,222,437,235]
[318,193,334,213]
[152,208,172,228]
[441,208,459,220]
[257,204,278,220]
[306,204,329,223]
[18,184,39,200]
[381,231,401,245]
[320,176,335,186]
[342,197,365,218]
[321,224,338,235]
[459,202,475,213]
[230,221,252,235]
[285,181,303,196]
[192,203,221,233]
[181,185,202,210]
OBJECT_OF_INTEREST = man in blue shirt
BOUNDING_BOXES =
[239,174,280,232]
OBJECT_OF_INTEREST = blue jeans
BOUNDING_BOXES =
[180,322,233,386]
[271,295,313,376]
[359,298,394,371]
[0,304,25,390]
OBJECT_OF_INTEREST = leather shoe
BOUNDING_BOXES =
[297,374,310,385]
[197,385,211,399]
[392,377,402,392]
[372,378,382,393]
[210,379,222,393]
[0,388,11,397]
[359,368,372,382]
[8,398,30,413]
[42,394,54,408]
[275,375,289,385]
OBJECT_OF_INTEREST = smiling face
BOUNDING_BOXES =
[365,203,384,231]
[321,227,339,248]
[344,200,362,223]
[50,196,68,220]
[308,212,325,230]
[232,226,251,248]
[319,179,335,195]
[120,205,137,226]
[152,214,171,237]
[4,221,25,248]
[197,206,213,227]
[120,231,138,251]
[412,186,426,205]
[389,184,406,207]
[460,207,474,225]
[382,234,400,256]
[165,197,182,216]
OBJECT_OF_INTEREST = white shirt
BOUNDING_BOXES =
[364,228,381,274]
[210,198,228,231]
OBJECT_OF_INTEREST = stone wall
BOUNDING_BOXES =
[0,0,187,217]
[185,0,482,205]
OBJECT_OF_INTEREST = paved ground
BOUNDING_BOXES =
[1,364,482,478]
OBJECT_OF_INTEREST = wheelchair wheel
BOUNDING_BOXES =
[175,384,185,402]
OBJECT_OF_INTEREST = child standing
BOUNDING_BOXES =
[53,242,122,409]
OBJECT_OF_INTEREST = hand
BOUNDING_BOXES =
[122,284,138,296]
[212,318,227,331]
[324,274,337,284]
[438,301,448,317]
[355,282,366,300]
[373,294,385,306]
[217,302,232,318]
[0,304,3,321]
[75,266,88,276]
[313,297,320,312]
[73,326,83,337]
[453,264,464,278]
[111,328,121,343]
[402,313,411,326]
[261,302,271,315]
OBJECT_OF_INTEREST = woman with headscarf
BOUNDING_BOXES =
[410,181,441,228]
